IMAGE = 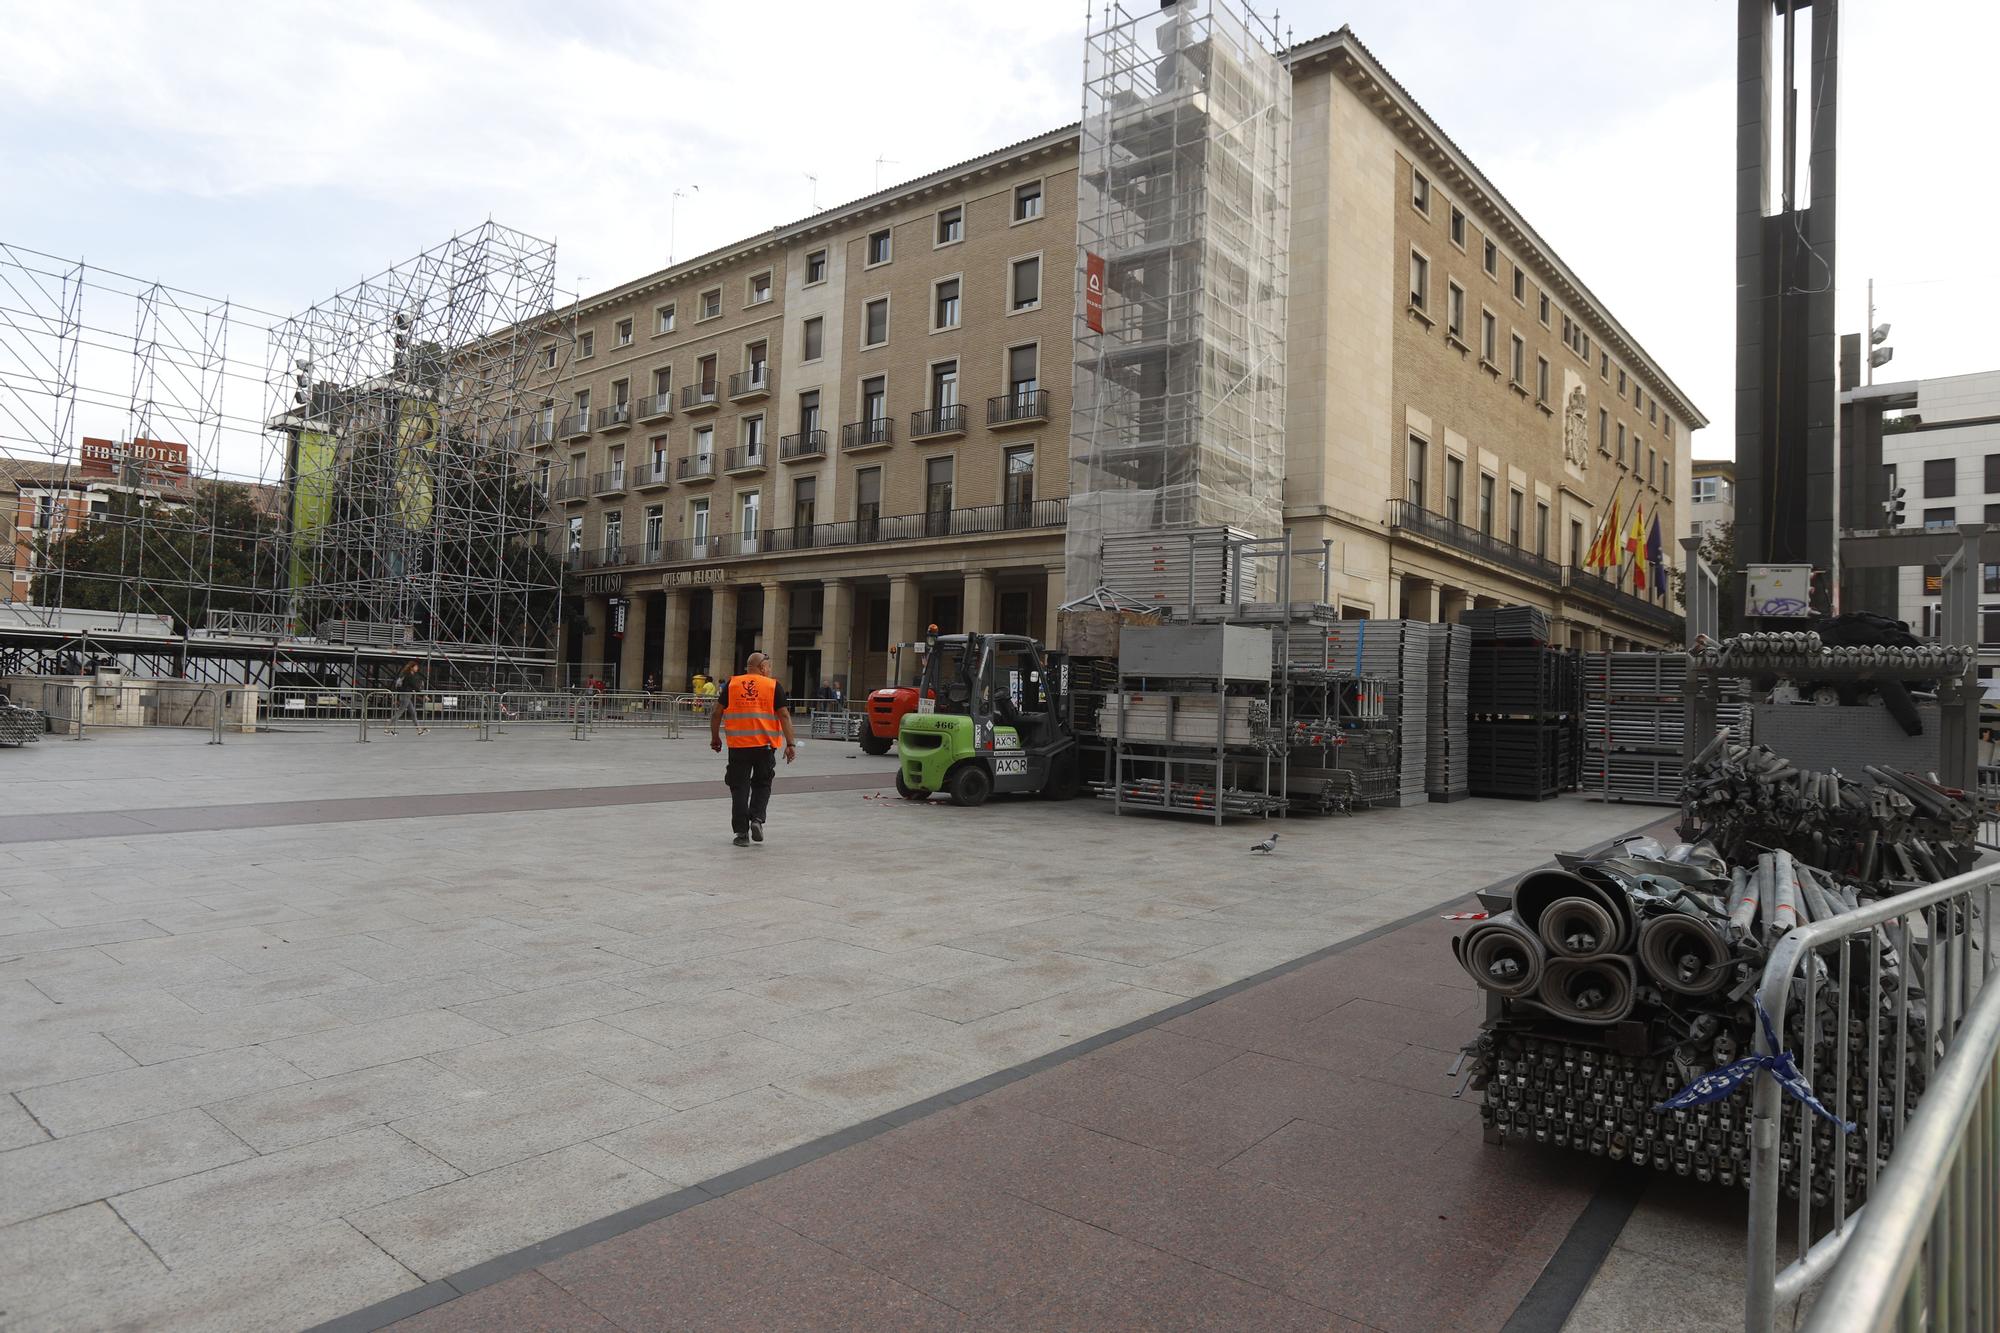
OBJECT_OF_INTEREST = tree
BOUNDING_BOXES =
[1670,520,1740,638]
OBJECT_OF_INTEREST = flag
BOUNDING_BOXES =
[1586,486,1621,569]
[1626,503,1648,590]
[1647,511,1666,597]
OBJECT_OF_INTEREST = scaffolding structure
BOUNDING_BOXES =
[264,222,572,685]
[1066,0,1292,604]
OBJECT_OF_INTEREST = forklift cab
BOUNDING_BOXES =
[898,630,1080,806]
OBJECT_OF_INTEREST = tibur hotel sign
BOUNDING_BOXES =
[80,436,190,480]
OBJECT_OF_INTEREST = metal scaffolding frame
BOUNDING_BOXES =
[1066,0,1292,604]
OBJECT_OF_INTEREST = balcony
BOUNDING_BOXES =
[631,498,1067,568]
[551,476,591,504]
[526,420,556,445]
[593,469,627,497]
[1386,500,1563,587]
[728,366,771,401]
[677,452,715,481]
[596,403,632,432]
[910,403,968,441]
[841,418,893,452]
[779,429,827,462]
[636,392,674,422]
[582,543,632,570]
[632,462,671,490]
[484,428,517,451]
[724,445,768,476]
[988,388,1049,429]
[1562,565,1685,636]
[559,412,592,440]
[680,382,720,413]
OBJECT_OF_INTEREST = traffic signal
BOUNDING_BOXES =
[1884,486,1907,527]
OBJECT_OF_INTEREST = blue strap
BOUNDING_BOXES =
[1652,998,1857,1133]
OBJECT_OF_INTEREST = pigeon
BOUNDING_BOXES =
[1249,833,1279,854]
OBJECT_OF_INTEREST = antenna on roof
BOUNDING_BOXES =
[806,174,820,211]
[874,156,899,190]
[669,186,700,266]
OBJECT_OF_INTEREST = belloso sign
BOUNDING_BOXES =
[583,573,623,595]
[80,437,190,480]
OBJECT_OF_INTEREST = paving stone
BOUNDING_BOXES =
[4,1030,140,1094]
[103,996,343,1065]
[426,1019,671,1092]
[389,1270,621,1332]
[778,1043,981,1120]
[206,1056,489,1152]
[593,1031,816,1111]
[0,1107,254,1227]
[0,1091,50,1151]
[165,963,374,1013]
[110,1124,461,1266]
[263,1008,502,1078]
[597,988,803,1048]
[390,1072,668,1174]
[18,1045,309,1138]
[311,971,516,1025]
[446,977,650,1035]
[0,919,169,955]
[735,964,916,1012]
[596,1085,852,1184]
[351,1143,670,1279]
[0,1202,168,1326]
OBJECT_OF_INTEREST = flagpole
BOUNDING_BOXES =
[1586,476,1626,573]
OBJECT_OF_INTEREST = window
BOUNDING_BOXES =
[1408,250,1428,311]
[1985,611,2000,646]
[936,206,963,245]
[566,514,583,556]
[1508,488,1524,546]
[1511,266,1525,304]
[925,455,954,534]
[1406,434,1427,509]
[1537,292,1550,326]
[749,272,772,305]
[793,476,816,530]
[745,340,768,381]
[1925,507,1956,529]
[1008,344,1039,398]
[856,467,882,531]
[1013,181,1043,222]
[1449,206,1466,248]
[1986,564,2000,596]
[799,389,820,436]
[934,278,961,329]
[1011,256,1041,311]
[689,497,709,544]
[656,304,676,335]
[1926,458,1956,498]
[1662,459,1672,496]
[1988,503,2000,527]
[543,344,557,369]
[1445,455,1463,522]
[1536,501,1550,557]
[1480,309,1496,363]
[1478,473,1496,535]
[1536,355,1550,404]
[1646,445,1656,486]
[1446,282,1464,340]
[1600,352,1609,378]
[744,415,764,456]
[612,377,629,408]
[578,331,595,359]
[862,375,886,424]
[650,435,668,473]
[700,289,721,320]
[615,318,633,347]
[1693,475,1720,503]
[1510,333,1525,385]
[1598,407,1610,454]
[537,459,551,496]
[1648,398,1657,426]
[697,354,717,394]
[805,251,827,285]
[802,316,824,362]
[1005,444,1035,520]
[1665,416,1676,442]
[864,298,888,347]
[1617,368,1627,394]
[1482,239,1497,277]
[603,510,622,553]
[644,506,664,560]
[1616,423,1626,465]
[694,423,714,457]
[1985,455,2000,493]
[1411,168,1430,214]
[653,367,673,398]
[930,359,958,408]
[867,229,892,265]
[739,490,760,547]
[1571,519,1585,568]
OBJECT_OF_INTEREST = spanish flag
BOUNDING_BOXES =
[1626,502,1648,590]
[1586,484,1622,569]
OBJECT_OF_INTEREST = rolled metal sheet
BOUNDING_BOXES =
[1455,911,1545,997]
[1514,868,1635,954]
[1537,896,1621,959]
[1537,955,1637,1025]
[1637,912,1732,996]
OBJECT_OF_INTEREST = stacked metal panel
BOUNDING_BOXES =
[1467,638,1576,800]
[1323,621,1430,806]
[1425,624,1471,800]
[1581,652,1749,805]
[1458,605,1550,645]
[1099,528,1250,611]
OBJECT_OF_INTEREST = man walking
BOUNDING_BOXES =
[384,660,428,735]
[709,650,796,847]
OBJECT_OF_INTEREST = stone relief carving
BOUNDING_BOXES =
[1564,386,1588,469]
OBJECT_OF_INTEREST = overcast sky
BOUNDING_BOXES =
[2,0,1995,475]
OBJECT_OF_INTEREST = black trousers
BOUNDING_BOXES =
[723,745,777,834]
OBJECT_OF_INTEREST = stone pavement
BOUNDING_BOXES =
[0,728,1660,1330]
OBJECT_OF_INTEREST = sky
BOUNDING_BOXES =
[2,0,1996,477]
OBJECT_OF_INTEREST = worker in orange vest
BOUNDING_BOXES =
[709,650,797,847]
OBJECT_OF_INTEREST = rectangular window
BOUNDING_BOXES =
[1598,407,1609,453]
[1480,310,1496,363]
[1512,266,1525,303]
[738,491,760,552]
[1617,423,1626,465]
[650,435,668,473]
[608,444,625,484]
[1646,445,1656,486]
[1663,459,1672,496]
[1648,398,1657,426]
[1449,206,1466,248]
[1445,455,1463,523]
[745,340,767,380]
[802,316,824,361]
[793,476,816,530]
[578,331,595,359]
[1985,455,2000,493]
[1984,611,2000,646]
[615,318,633,347]
[1693,475,1719,503]
[934,278,960,329]
[644,505,664,560]
[936,206,963,245]
[1508,488,1524,547]
[1987,503,2000,527]
[856,466,881,526]
[1446,282,1464,339]
[700,289,720,320]
[656,304,676,335]
[536,459,551,496]
[1571,519,1585,568]
[798,389,820,436]
[1510,333,1525,385]
[744,415,764,454]
[694,423,714,457]
[543,345,557,369]
[1408,250,1428,311]
[864,298,888,347]
[1600,352,1609,378]
[1925,507,1957,529]
[1617,368,1627,394]
[806,251,827,285]
[566,514,583,556]
[1013,181,1042,222]
[1406,434,1427,509]
[1482,239,1497,277]
[697,354,717,393]
[1926,458,1956,497]
[602,511,621,553]
[1986,564,2000,596]
[749,272,771,305]
[653,367,672,398]
[690,497,709,544]
[925,455,954,534]
[1537,291,1550,326]
[1536,355,1550,404]
[1478,473,1496,536]
[862,375,886,423]
[867,229,891,265]
[1011,256,1041,311]
[930,359,958,408]
[1005,444,1035,520]
[1411,168,1430,214]
[1536,501,1550,557]
[1008,344,1039,397]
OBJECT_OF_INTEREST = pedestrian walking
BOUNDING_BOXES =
[709,650,796,847]
[384,660,428,735]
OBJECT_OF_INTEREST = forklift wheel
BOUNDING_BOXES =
[859,732,894,756]
[895,770,929,801]
[1041,751,1081,801]
[946,762,992,808]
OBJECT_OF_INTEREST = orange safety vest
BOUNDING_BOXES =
[720,674,785,749]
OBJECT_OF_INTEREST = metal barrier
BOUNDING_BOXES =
[574,691,683,739]
[1800,974,2000,1331]
[1747,862,1997,1330]
[261,687,372,729]
[52,681,233,746]
[359,689,502,741]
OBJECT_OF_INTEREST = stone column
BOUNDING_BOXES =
[963,570,996,634]
[1439,586,1472,625]
[660,587,691,692]
[760,581,788,682]
[1044,565,1065,643]
[708,585,738,680]
[888,572,922,649]
[619,592,649,691]
[821,578,853,698]
[1408,579,1441,623]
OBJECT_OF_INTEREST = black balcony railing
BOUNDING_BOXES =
[779,429,827,461]
[551,477,590,502]
[631,462,671,488]
[728,366,770,398]
[526,421,556,444]
[680,382,719,410]
[1387,500,1563,587]
[841,418,893,450]
[559,412,591,438]
[988,388,1049,426]
[636,393,674,420]
[1563,564,1685,634]
[724,445,767,473]
[567,498,1066,571]
[596,403,632,430]
[485,428,517,450]
[677,452,715,480]
[592,470,627,494]
[910,403,968,439]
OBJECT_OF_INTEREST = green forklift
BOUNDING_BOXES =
[894,628,1084,806]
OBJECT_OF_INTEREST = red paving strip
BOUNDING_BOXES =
[380,908,1613,1332]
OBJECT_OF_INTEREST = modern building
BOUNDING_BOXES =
[1690,460,1736,539]
[524,23,1703,695]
